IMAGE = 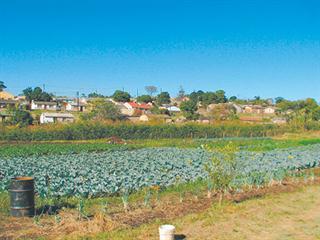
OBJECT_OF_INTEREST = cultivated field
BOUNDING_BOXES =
[1,135,320,239]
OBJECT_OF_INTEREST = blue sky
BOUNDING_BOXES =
[0,0,319,100]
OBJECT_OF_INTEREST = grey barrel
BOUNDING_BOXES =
[9,177,35,217]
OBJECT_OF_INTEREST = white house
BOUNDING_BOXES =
[264,107,276,114]
[167,106,181,112]
[31,101,58,111]
[40,112,75,124]
[66,102,87,112]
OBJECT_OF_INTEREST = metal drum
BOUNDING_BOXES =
[9,177,35,217]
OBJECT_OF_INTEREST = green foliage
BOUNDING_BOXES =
[1,137,320,158]
[204,143,239,195]
[6,107,33,127]
[275,97,285,104]
[189,90,204,102]
[0,81,6,92]
[150,106,169,115]
[156,92,171,105]
[189,90,227,106]
[137,95,153,103]
[0,142,133,158]
[88,92,105,98]
[112,90,131,102]
[180,100,199,120]
[0,122,286,141]
[229,96,237,101]
[2,144,320,198]
[22,87,53,102]
[82,100,124,121]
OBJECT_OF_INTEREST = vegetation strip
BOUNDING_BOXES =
[1,144,320,197]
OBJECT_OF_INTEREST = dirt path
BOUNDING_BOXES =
[100,185,320,240]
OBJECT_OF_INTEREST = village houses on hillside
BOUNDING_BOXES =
[0,89,285,125]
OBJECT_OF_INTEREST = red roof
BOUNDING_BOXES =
[128,102,152,109]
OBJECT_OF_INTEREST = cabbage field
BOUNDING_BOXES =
[1,144,320,197]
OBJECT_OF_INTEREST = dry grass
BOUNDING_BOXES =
[97,184,320,240]
[1,177,320,240]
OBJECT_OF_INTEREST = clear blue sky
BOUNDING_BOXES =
[0,0,319,100]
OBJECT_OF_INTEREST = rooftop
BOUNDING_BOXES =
[41,112,74,118]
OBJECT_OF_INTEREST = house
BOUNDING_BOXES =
[0,100,18,109]
[264,107,276,114]
[243,105,264,114]
[40,112,75,124]
[31,101,58,111]
[122,102,152,116]
[167,106,181,113]
[124,102,152,111]
[116,102,135,116]
[0,91,15,100]
[66,102,87,112]
[160,104,181,113]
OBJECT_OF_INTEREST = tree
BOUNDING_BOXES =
[156,92,171,105]
[0,81,6,92]
[204,143,238,202]
[23,87,53,102]
[180,100,199,120]
[137,95,153,103]
[201,92,217,106]
[189,90,204,103]
[145,86,158,96]
[83,100,123,121]
[312,107,320,121]
[88,92,105,98]
[229,96,237,102]
[215,90,227,103]
[7,107,33,127]
[275,97,285,104]
[177,85,186,100]
[112,90,131,102]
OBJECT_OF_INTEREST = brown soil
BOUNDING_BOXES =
[0,178,319,240]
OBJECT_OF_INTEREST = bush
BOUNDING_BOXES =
[0,122,287,141]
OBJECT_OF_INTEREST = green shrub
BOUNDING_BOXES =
[0,122,287,141]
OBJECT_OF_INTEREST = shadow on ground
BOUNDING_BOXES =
[36,202,76,215]
[175,234,187,239]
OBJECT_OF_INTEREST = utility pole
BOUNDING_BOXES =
[42,84,46,91]
[76,91,80,112]
[136,89,139,97]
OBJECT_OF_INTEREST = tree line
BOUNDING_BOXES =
[1,80,320,128]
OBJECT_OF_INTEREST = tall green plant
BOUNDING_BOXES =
[204,143,239,205]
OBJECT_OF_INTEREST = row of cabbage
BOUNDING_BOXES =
[0,145,320,197]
